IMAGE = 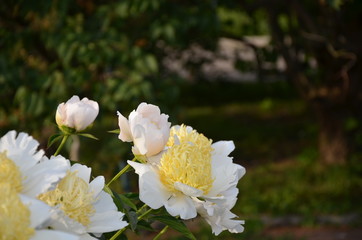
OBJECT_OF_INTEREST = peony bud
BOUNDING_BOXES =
[117,102,171,157]
[56,95,99,132]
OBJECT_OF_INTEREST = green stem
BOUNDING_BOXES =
[109,227,127,240]
[54,135,69,156]
[109,205,153,240]
[153,225,169,240]
[138,208,153,220]
[106,157,137,188]
[136,204,148,214]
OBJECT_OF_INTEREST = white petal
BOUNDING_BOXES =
[67,95,81,103]
[89,176,105,198]
[136,102,160,116]
[143,126,166,157]
[73,103,98,131]
[165,194,197,220]
[56,103,66,127]
[31,229,79,240]
[207,161,240,197]
[174,182,203,197]
[93,191,118,214]
[57,96,98,131]
[132,125,147,155]
[20,194,50,228]
[128,161,170,209]
[48,208,87,235]
[0,131,44,172]
[196,200,244,236]
[235,164,246,180]
[207,141,245,197]
[22,156,70,197]
[70,163,91,183]
[128,160,150,175]
[117,111,132,142]
[212,141,235,159]
[146,150,164,165]
[125,103,171,158]
[87,211,127,233]
[79,234,97,240]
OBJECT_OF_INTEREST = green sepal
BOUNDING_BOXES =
[134,154,147,163]
[108,129,121,134]
[59,125,76,135]
[77,133,99,140]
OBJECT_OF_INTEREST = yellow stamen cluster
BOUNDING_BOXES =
[0,152,23,192]
[159,125,214,195]
[0,183,34,240]
[38,171,95,226]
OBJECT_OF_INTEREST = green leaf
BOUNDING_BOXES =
[144,54,158,73]
[78,133,99,140]
[150,215,196,240]
[108,129,120,134]
[127,211,138,231]
[123,192,140,201]
[106,188,139,231]
[137,219,155,232]
[118,194,137,211]
[327,0,344,10]
[47,133,62,148]
[104,187,124,211]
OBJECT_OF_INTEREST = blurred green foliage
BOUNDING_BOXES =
[0,0,219,137]
[218,7,269,37]
[238,159,362,217]
[176,82,362,239]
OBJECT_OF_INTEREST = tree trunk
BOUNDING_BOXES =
[315,104,348,164]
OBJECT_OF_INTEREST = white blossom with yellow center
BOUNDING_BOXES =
[0,183,79,240]
[39,163,128,239]
[158,125,214,196]
[129,125,246,232]
[0,131,69,198]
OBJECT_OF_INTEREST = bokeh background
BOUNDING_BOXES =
[1,0,362,239]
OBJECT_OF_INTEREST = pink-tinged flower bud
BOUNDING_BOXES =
[56,95,99,132]
[117,102,171,157]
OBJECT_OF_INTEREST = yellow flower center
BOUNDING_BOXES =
[0,152,23,192]
[38,171,95,226]
[159,125,214,195]
[0,183,34,240]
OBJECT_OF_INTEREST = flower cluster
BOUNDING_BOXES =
[119,103,245,235]
[2,95,245,239]
[1,96,127,240]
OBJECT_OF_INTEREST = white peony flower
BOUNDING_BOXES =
[56,95,99,132]
[128,125,245,230]
[118,102,171,157]
[0,130,69,198]
[39,163,128,239]
[0,183,79,240]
